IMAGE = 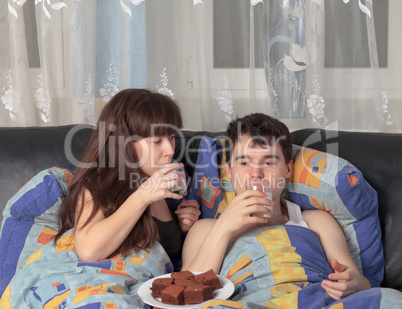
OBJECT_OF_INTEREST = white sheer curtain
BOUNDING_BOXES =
[1,0,401,133]
[1,0,146,126]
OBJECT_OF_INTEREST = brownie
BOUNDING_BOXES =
[195,269,222,289]
[174,277,197,287]
[154,270,221,305]
[171,270,195,281]
[150,277,174,298]
[183,283,213,304]
[160,285,185,305]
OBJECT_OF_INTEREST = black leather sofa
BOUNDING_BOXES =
[1,125,401,292]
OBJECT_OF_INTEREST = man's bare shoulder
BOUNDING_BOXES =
[302,209,338,233]
[302,209,334,218]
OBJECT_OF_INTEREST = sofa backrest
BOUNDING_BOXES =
[290,128,402,291]
[0,125,93,223]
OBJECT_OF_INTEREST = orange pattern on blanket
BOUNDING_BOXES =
[53,167,74,183]
[232,270,254,286]
[37,226,58,245]
[113,260,126,272]
[225,254,252,279]
[73,284,123,305]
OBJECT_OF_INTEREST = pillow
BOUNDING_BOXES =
[184,136,234,219]
[185,136,384,287]
[0,167,72,297]
[288,146,384,287]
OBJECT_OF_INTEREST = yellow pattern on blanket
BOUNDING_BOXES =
[257,227,307,286]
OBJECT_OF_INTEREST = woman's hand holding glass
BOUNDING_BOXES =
[137,162,185,205]
[158,160,188,195]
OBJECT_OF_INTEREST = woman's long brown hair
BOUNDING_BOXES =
[55,89,183,257]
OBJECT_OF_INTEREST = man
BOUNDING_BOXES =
[179,113,370,301]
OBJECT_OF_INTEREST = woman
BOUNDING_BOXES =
[55,88,200,262]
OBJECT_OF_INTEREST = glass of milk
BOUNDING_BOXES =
[247,178,273,218]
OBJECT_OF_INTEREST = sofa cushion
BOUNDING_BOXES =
[0,125,92,224]
[0,167,72,297]
[184,135,384,287]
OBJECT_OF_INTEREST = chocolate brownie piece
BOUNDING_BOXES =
[174,277,197,287]
[150,277,174,298]
[171,270,195,281]
[183,283,213,304]
[160,285,185,305]
[195,269,222,289]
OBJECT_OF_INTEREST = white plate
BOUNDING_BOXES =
[137,272,235,309]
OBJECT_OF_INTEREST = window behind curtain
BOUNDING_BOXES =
[213,0,388,69]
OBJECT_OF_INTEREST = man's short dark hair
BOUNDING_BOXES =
[225,113,292,164]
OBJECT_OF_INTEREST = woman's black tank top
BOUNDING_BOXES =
[153,217,182,260]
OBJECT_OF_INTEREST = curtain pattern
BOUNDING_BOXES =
[266,0,307,119]
[0,0,400,133]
